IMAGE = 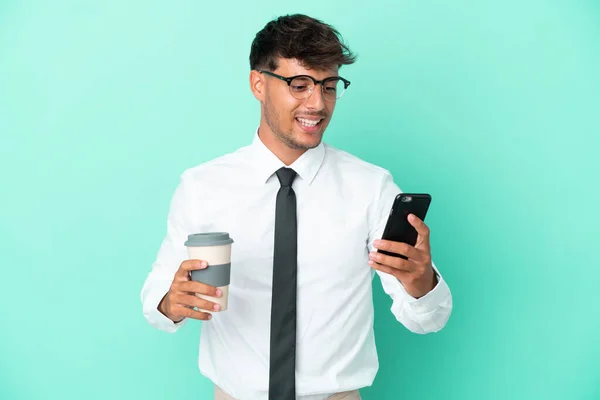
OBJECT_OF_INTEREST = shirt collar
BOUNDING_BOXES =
[250,127,325,186]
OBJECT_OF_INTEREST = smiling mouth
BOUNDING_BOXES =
[295,117,324,128]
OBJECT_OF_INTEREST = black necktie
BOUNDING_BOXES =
[269,167,298,400]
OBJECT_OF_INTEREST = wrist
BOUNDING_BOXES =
[158,292,184,323]
[402,269,437,299]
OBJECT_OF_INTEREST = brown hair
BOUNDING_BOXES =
[249,14,357,71]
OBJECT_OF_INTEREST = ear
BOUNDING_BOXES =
[249,70,266,102]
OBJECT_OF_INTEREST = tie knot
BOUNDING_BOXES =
[276,167,297,187]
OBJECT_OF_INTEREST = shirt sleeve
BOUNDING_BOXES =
[368,170,453,334]
[140,170,197,333]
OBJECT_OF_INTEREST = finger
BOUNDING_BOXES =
[368,251,415,272]
[368,259,400,278]
[174,293,223,312]
[373,240,424,261]
[174,259,208,281]
[173,304,213,321]
[176,280,222,298]
[408,214,431,247]
[369,261,417,286]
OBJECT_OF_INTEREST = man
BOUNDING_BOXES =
[141,14,452,400]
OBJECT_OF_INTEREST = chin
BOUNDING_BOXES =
[293,120,328,145]
[293,130,324,149]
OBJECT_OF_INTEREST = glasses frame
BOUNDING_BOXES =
[257,70,351,101]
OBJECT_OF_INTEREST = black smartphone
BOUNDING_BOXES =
[377,193,432,259]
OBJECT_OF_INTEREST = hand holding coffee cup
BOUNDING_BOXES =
[184,232,233,312]
[158,259,223,322]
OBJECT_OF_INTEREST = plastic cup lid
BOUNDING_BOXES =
[184,232,234,247]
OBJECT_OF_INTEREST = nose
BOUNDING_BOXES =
[304,84,326,110]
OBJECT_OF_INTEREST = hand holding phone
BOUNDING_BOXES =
[369,193,437,298]
[377,193,431,259]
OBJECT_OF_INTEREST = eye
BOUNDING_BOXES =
[324,79,340,92]
[290,77,313,92]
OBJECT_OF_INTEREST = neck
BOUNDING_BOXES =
[257,121,306,166]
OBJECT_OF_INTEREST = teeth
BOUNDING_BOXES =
[297,117,320,127]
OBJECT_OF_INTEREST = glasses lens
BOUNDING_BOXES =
[289,76,347,101]
[323,78,345,101]
[289,77,314,99]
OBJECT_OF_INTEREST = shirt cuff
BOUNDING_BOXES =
[405,271,451,314]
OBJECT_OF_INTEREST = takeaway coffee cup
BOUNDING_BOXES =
[184,232,234,312]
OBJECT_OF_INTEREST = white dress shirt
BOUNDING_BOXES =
[141,129,452,400]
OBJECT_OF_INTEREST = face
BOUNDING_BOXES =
[252,58,339,151]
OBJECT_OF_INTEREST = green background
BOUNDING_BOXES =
[1,1,599,399]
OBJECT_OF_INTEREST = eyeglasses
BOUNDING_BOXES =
[257,70,351,102]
